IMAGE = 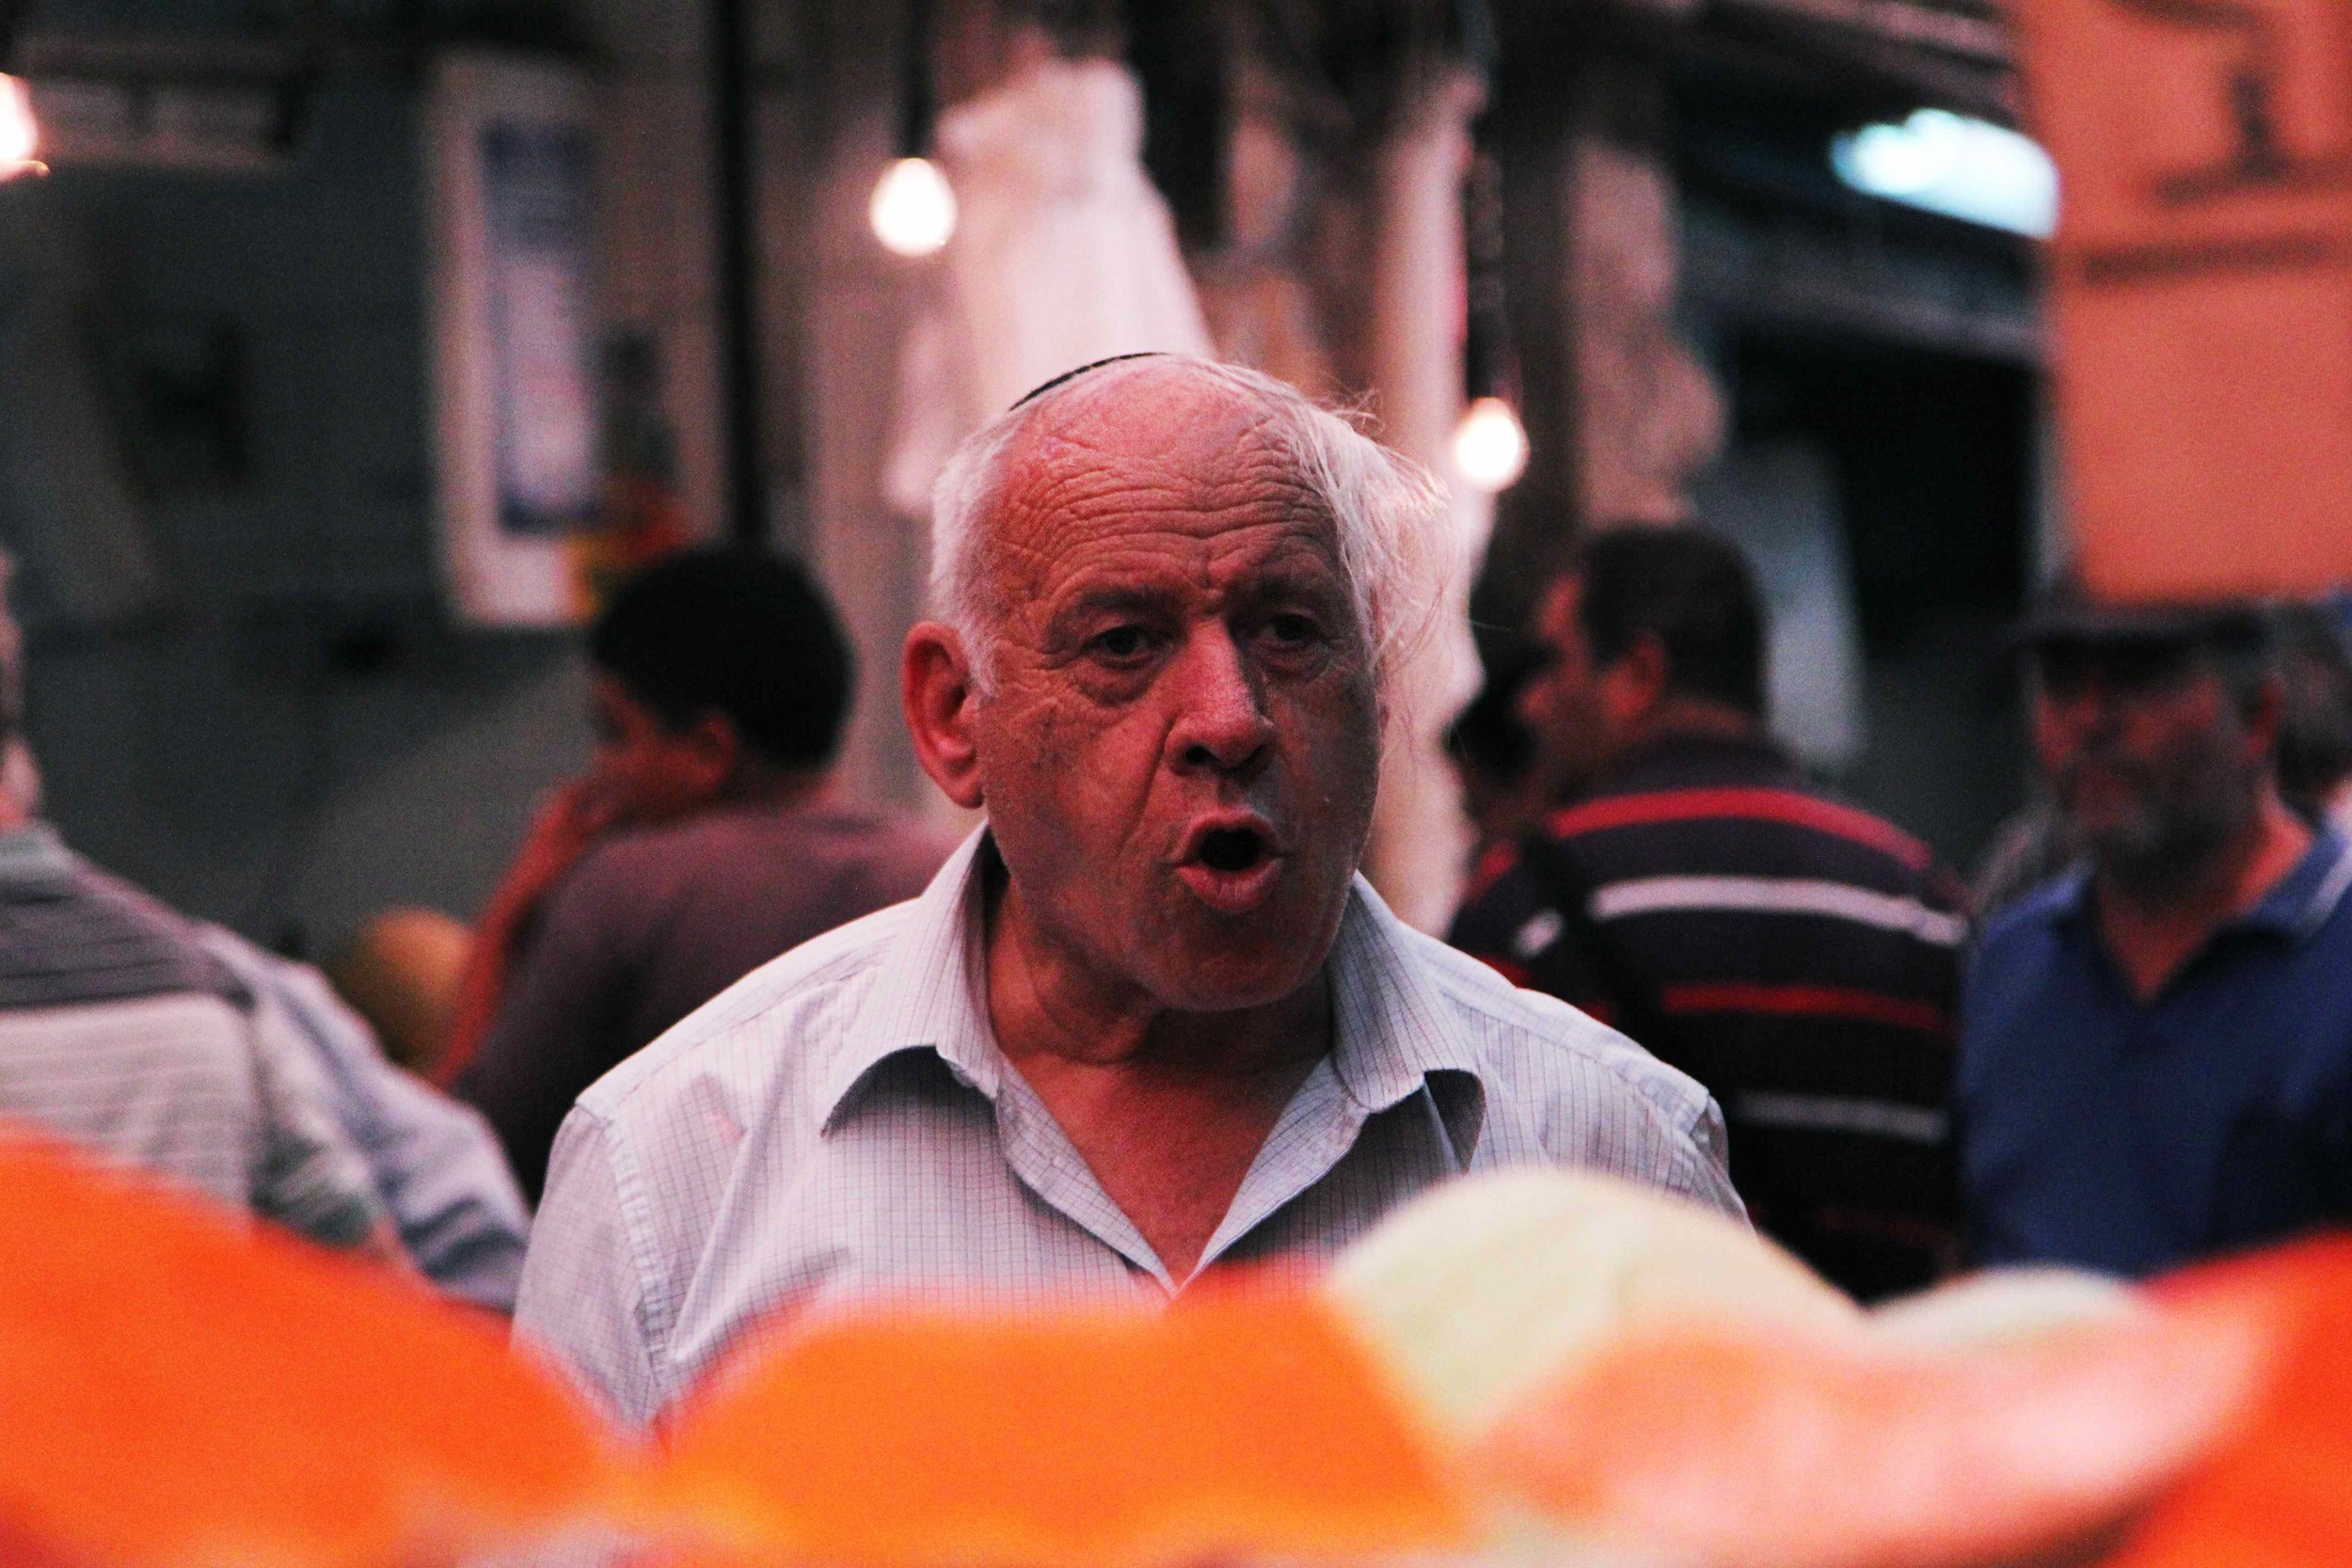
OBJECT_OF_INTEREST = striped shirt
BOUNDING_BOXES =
[515,828,1740,1429]
[0,825,387,1246]
[1450,735,1963,1300]
[199,927,532,1310]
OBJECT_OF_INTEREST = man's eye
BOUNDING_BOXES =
[1088,626,1152,660]
[1264,613,1321,645]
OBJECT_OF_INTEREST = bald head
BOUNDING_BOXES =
[929,355,1451,710]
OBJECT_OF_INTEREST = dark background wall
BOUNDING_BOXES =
[1,7,603,957]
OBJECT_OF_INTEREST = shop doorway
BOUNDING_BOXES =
[1698,333,2038,871]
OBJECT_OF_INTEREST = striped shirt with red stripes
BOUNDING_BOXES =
[1449,734,1965,1300]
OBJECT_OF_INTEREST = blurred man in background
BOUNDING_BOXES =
[1963,600,2352,1274]
[0,559,434,1270]
[2272,600,2352,834]
[1443,641,1551,871]
[195,925,530,1309]
[1450,526,1964,1299]
[447,548,948,1202]
[1972,594,2352,918]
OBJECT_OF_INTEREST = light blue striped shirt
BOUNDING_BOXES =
[515,831,1739,1427]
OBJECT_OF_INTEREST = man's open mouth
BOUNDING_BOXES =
[1197,826,1268,874]
[1174,816,1287,914]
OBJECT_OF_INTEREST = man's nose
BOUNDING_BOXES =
[2038,681,2122,749]
[1164,626,1275,776]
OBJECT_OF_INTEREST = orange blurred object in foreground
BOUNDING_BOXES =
[651,1284,1470,1568]
[2108,1237,2352,1567]
[0,1131,624,1568]
[1477,1294,2270,1568]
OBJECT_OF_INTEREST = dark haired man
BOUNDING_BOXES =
[1963,600,2352,1274]
[451,548,948,1201]
[1451,526,1964,1299]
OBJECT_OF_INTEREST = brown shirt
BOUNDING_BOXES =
[455,801,950,1201]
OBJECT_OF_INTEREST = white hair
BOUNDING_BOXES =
[928,355,1455,709]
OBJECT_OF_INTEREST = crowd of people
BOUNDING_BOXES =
[1448,531,2352,1297]
[1,353,2346,1425]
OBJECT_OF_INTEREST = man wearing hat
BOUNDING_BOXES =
[1962,594,2352,1274]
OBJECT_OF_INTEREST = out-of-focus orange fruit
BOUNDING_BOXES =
[0,1130,625,1568]
[648,1282,1470,1568]
[2108,1236,2352,1567]
[1476,1289,2268,1568]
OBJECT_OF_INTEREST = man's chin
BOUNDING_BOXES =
[1140,910,1337,1013]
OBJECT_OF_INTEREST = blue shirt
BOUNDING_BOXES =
[1960,832,2352,1275]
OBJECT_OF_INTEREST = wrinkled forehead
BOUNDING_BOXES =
[983,365,1343,588]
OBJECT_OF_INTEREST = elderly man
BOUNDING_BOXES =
[514,356,1738,1427]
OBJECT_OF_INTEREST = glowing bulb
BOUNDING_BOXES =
[1453,396,1528,493]
[0,75,40,180]
[869,157,956,257]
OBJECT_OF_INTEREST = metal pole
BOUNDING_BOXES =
[711,0,764,546]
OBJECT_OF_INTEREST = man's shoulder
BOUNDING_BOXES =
[1446,846,1548,972]
[1973,876,2080,960]
[1391,920,1716,1133]
[570,897,914,1126]
[1552,766,1938,888]
[1959,879,2088,1059]
[583,802,945,868]
[553,807,950,928]
[0,842,247,1013]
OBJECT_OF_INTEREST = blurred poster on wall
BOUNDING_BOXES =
[424,52,600,626]
[2016,0,2352,601]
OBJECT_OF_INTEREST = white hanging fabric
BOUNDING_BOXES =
[883,55,1215,521]
[1359,68,1491,934]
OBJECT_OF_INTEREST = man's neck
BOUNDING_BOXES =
[980,871,1329,1282]
[2093,791,2313,1003]
[715,764,832,813]
[1577,702,1760,796]
[1631,699,1761,750]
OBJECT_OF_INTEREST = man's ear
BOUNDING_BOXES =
[1534,576,1579,650]
[1599,629,1672,728]
[903,622,986,810]
[675,712,741,801]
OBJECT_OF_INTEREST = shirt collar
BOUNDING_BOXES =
[0,823,79,891]
[2241,829,2352,940]
[820,828,1006,1121]
[819,826,1488,1146]
[2045,830,2352,945]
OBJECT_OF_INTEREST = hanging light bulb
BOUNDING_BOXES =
[1453,396,1528,493]
[0,74,43,181]
[1454,141,1523,494]
[869,156,956,257]
[871,0,949,257]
